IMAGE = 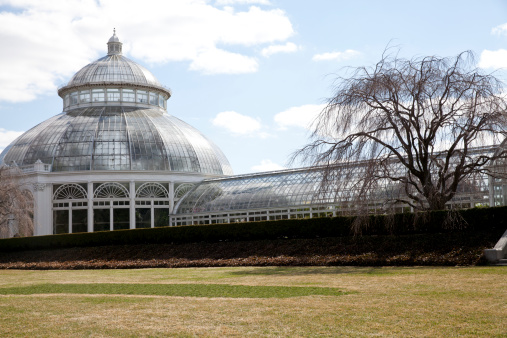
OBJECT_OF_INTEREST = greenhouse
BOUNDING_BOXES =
[0,31,506,237]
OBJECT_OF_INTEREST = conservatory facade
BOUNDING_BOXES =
[0,32,232,236]
[1,32,506,236]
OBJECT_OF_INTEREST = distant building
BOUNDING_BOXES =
[0,32,503,235]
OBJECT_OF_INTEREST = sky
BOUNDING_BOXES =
[1,0,507,174]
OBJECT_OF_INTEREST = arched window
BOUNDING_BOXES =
[53,184,87,200]
[94,182,129,198]
[174,183,195,201]
[136,182,169,198]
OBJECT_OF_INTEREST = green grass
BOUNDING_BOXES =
[0,283,348,298]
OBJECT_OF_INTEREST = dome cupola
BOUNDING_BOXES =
[57,30,171,110]
[107,29,122,55]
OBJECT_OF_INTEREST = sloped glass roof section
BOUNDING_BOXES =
[0,106,233,175]
[174,168,334,214]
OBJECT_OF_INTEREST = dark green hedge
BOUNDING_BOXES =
[0,206,506,252]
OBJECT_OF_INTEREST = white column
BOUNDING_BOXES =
[129,181,135,229]
[110,201,114,231]
[68,205,73,233]
[32,182,53,236]
[87,182,93,232]
[169,182,174,213]
[151,201,155,228]
[489,176,495,207]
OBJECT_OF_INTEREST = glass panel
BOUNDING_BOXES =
[149,93,158,105]
[154,208,169,227]
[107,89,120,102]
[79,90,90,103]
[72,209,88,233]
[92,108,130,170]
[92,89,105,102]
[137,90,148,103]
[51,110,96,172]
[93,208,110,232]
[53,210,69,234]
[113,208,130,230]
[70,92,78,105]
[135,208,151,228]
[122,89,135,102]
[158,95,164,108]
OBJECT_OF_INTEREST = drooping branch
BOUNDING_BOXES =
[292,50,507,214]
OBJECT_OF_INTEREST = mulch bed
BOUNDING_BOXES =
[0,231,500,269]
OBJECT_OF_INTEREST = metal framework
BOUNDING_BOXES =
[172,147,497,225]
[0,106,232,174]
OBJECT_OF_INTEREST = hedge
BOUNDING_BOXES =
[0,206,506,252]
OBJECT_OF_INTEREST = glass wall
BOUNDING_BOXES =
[52,182,171,233]
[64,88,166,110]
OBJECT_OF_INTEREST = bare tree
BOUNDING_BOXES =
[0,166,33,238]
[295,51,507,213]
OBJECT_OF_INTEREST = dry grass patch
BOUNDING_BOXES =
[0,266,505,337]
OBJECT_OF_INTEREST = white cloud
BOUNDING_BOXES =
[0,128,24,153]
[190,48,258,74]
[0,0,294,102]
[215,0,271,5]
[212,111,268,137]
[251,159,285,172]
[478,49,507,69]
[261,42,299,57]
[312,49,360,62]
[492,23,507,35]
[274,104,325,130]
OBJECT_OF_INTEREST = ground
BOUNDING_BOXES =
[0,266,505,337]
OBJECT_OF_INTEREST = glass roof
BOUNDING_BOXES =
[174,168,335,214]
[174,145,499,215]
[0,106,233,175]
[65,54,161,88]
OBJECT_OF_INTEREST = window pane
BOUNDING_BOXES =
[79,90,90,103]
[53,210,69,234]
[92,89,105,102]
[113,208,130,230]
[137,90,148,103]
[154,208,169,227]
[149,93,158,105]
[135,208,151,228]
[122,89,135,102]
[70,92,78,105]
[94,208,110,231]
[107,89,120,102]
[72,209,88,233]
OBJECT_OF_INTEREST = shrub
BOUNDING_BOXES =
[0,206,505,252]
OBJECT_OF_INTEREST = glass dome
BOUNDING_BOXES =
[65,54,162,88]
[0,31,233,176]
[0,106,233,174]
[58,31,170,98]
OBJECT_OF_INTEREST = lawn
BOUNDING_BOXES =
[0,266,505,337]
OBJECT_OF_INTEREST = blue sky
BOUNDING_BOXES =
[1,0,507,174]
